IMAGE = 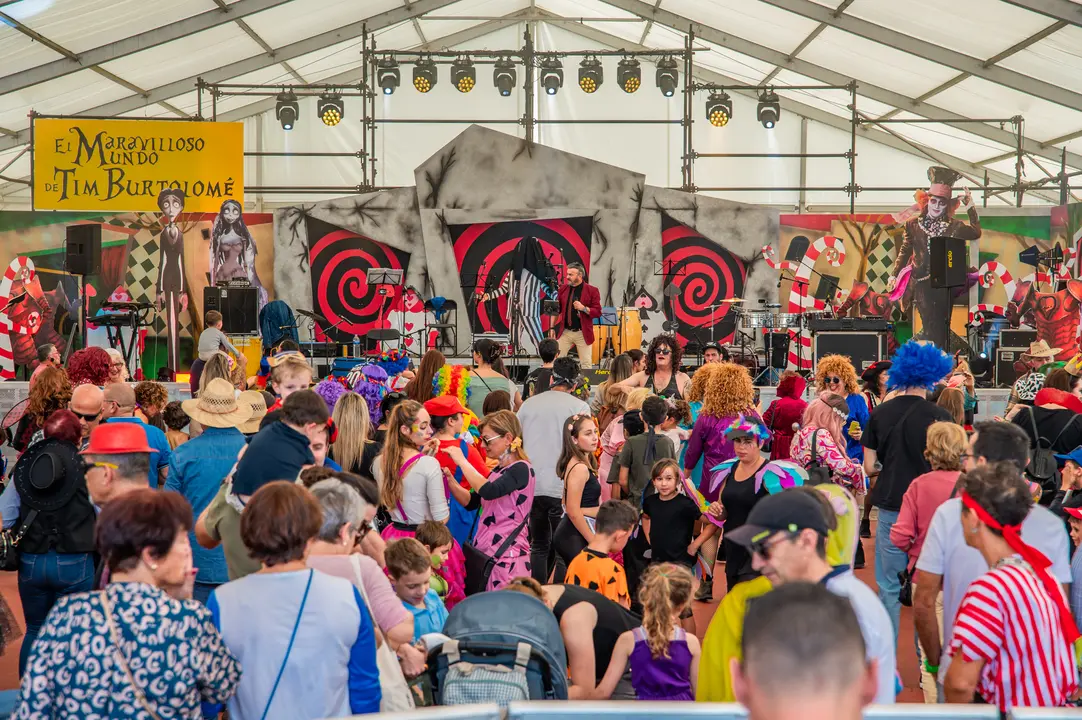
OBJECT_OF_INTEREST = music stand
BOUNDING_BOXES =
[365,268,404,352]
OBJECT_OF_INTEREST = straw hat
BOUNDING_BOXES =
[182,378,252,429]
[237,390,269,434]
[1022,339,1061,360]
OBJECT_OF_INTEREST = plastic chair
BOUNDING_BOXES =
[425,298,458,355]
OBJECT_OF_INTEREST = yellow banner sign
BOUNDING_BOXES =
[33,118,243,212]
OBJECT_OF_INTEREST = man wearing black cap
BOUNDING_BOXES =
[702,342,727,364]
[727,490,896,704]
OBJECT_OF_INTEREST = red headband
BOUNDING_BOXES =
[326,418,338,444]
[961,492,1080,642]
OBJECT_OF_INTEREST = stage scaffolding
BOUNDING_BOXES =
[192,24,1076,209]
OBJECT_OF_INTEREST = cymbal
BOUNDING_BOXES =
[296,308,331,326]
[719,298,744,303]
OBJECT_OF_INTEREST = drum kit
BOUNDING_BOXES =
[715,298,830,378]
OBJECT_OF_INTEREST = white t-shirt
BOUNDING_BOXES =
[372,454,448,525]
[825,570,897,704]
[915,497,1071,678]
[517,391,591,499]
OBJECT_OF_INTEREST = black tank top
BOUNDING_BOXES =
[566,465,601,509]
[647,372,681,400]
[552,584,640,681]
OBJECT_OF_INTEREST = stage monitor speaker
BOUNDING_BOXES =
[996,347,1024,388]
[65,224,101,275]
[813,332,884,372]
[203,286,258,335]
[1000,329,1037,348]
[930,235,966,289]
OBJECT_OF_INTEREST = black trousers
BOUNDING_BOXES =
[530,496,565,583]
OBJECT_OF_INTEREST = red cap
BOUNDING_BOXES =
[81,423,154,455]
[1064,506,1082,521]
[424,395,468,417]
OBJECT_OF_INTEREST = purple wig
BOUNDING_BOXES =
[354,365,389,426]
[314,377,349,414]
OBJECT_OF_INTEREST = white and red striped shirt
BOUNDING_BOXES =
[947,558,1078,711]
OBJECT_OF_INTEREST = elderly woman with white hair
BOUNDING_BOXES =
[104,347,128,385]
[306,477,422,710]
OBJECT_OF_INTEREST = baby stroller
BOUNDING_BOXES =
[426,590,569,705]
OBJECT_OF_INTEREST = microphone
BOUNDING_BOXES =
[279,324,298,330]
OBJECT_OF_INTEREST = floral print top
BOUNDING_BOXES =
[789,425,867,496]
[15,582,241,719]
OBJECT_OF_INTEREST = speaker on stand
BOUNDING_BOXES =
[65,224,102,349]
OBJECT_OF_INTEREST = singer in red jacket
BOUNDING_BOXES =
[762,372,808,460]
[552,263,602,368]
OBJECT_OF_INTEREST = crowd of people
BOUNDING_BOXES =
[0,316,1081,717]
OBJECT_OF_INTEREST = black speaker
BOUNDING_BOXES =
[203,286,258,335]
[764,332,790,369]
[65,224,101,275]
[930,235,966,288]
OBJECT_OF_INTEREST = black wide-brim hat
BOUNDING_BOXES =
[13,438,84,512]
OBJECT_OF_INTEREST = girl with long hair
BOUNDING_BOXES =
[552,414,602,580]
[443,410,534,590]
[936,386,965,426]
[469,338,520,415]
[376,400,467,606]
[591,563,700,700]
[617,334,692,400]
[596,353,634,420]
[330,392,375,476]
[789,392,867,496]
[14,366,72,452]
[405,349,445,404]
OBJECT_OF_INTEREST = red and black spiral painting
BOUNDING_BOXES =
[448,217,592,335]
[307,217,411,343]
[661,213,747,346]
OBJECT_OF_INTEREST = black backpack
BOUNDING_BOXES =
[805,429,833,486]
[1025,406,1078,502]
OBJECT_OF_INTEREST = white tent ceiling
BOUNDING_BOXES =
[1,0,1082,209]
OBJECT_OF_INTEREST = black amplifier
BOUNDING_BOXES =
[1000,329,1037,348]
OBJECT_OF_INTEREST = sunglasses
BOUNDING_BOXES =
[71,409,102,422]
[481,434,503,446]
[655,348,672,356]
[824,376,842,384]
[749,530,801,560]
[81,459,117,474]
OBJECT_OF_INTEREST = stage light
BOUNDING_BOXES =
[317,92,344,126]
[275,90,298,130]
[757,89,780,129]
[656,56,678,97]
[617,57,641,93]
[493,58,516,96]
[706,91,732,127]
[377,58,400,95]
[451,57,475,93]
[413,57,437,93]
[540,57,563,96]
[578,56,603,93]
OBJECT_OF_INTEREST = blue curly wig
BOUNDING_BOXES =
[885,340,953,391]
[375,348,410,377]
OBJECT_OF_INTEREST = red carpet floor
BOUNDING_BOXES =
[0,527,924,702]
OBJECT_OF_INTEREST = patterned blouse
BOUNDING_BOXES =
[15,582,241,719]
[789,425,867,496]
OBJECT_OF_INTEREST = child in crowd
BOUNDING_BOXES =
[524,338,559,399]
[386,537,449,642]
[198,310,242,362]
[592,563,700,701]
[262,354,315,424]
[659,399,692,455]
[162,400,190,450]
[610,395,677,509]
[256,339,302,389]
[415,521,455,604]
[566,500,638,608]
[482,390,512,414]
[641,459,715,614]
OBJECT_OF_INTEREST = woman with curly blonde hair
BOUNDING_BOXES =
[684,362,761,500]
[814,354,869,464]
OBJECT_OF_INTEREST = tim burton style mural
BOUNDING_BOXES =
[660,212,748,348]
[306,216,412,343]
[449,217,592,356]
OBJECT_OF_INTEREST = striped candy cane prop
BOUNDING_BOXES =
[761,245,794,273]
[788,236,846,370]
[978,261,1016,305]
[968,303,1008,327]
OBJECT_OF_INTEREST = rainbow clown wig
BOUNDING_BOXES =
[885,340,953,392]
[433,365,479,436]
[722,413,770,445]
